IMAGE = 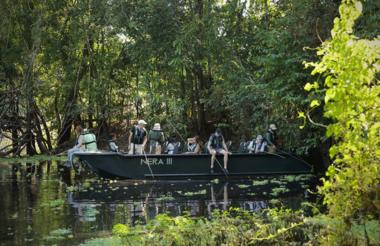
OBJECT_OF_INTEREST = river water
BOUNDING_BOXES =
[0,161,314,245]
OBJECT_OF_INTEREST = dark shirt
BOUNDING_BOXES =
[265,130,277,146]
[130,126,147,144]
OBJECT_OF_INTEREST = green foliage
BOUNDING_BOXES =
[41,199,65,209]
[112,208,320,245]
[0,0,342,157]
[305,0,380,244]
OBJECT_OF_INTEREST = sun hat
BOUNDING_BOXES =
[256,135,263,140]
[138,119,147,125]
[269,124,277,130]
[153,123,161,130]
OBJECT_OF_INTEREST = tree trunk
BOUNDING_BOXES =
[57,39,90,146]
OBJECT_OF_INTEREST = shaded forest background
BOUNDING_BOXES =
[0,0,378,163]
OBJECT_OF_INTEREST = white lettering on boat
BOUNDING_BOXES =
[140,158,173,166]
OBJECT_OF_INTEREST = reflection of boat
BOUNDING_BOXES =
[68,179,307,222]
[75,152,312,179]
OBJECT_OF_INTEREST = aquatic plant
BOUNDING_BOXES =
[44,228,72,241]
[237,184,250,189]
[111,208,321,245]
[270,187,290,197]
[252,180,269,186]
[183,189,207,196]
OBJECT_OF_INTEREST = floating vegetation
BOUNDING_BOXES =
[270,187,290,196]
[270,179,287,185]
[295,174,314,182]
[156,195,175,202]
[183,189,207,196]
[211,178,219,184]
[44,228,72,241]
[281,175,296,182]
[269,199,281,206]
[237,184,250,189]
[41,199,65,209]
[252,180,269,186]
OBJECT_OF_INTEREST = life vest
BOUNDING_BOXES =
[81,131,97,151]
[209,134,224,149]
[187,143,198,152]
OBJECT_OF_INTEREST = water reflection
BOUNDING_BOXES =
[0,160,314,245]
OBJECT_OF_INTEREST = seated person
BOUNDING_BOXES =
[184,136,201,154]
[67,125,97,166]
[208,128,230,171]
[238,136,249,153]
[108,135,119,152]
[248,135,267,154]
[164,135,180,154]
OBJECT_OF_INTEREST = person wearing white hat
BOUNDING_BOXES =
[265,123,278,153]
[148,123,165,154]
[128,120,148,154]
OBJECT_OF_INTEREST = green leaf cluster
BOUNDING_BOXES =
[305,0,380,244]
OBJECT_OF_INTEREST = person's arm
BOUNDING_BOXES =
[222,139,228,151]
[75,135,83,149]
[247,141,253,151]
[128,132,132,146]
[194,143,201,154]
[142,136,148,146]
[207,136,213,152]
[142,129,148,146]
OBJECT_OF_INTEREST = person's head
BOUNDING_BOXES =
[269,124,277,131]
[255,134,263,143]
[137,119,147,128]
[153,123,161,131]
[215,128,222,136]
[75,125,83,135]
[169,134,177,143]
[194,135,200,143]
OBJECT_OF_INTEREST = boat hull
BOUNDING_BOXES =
[74,152,312,179]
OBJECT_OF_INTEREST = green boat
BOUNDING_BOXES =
[74,152,312,179]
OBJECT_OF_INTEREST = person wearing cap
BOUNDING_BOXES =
[265,123,278,153]
[207,128,230,172]
[247,135,267,154]
[128,120,148,154]
[148,123,165,154]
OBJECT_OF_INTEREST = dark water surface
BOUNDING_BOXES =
[0,161,314,245]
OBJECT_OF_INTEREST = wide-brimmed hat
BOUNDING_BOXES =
[153,123,161,130]
[256,134,263,140]
[138,119,147,125]
[269,124,277,130]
